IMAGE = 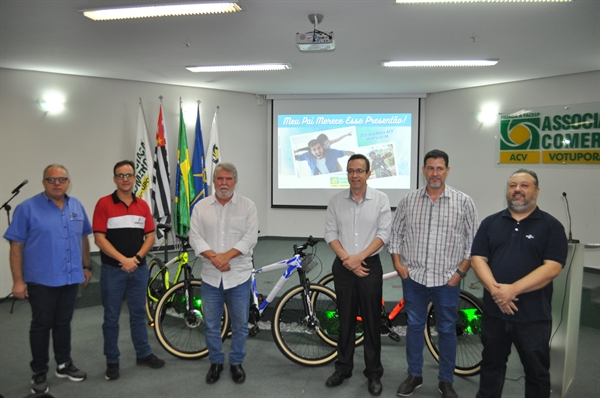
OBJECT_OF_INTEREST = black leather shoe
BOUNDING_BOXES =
[368,377,383,396]
[230,364,246,384]
[325,371,351,387]
[397,374,423,396]
[205,364,223,384]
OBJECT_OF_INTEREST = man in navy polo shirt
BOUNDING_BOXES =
[471,169,568,398]
[93,160,164,381]
[4,164,92,394]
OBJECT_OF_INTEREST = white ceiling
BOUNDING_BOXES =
[1,0,599,96]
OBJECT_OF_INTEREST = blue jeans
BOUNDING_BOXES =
[100,263,152,364]
[476,315,552,398]
[402,277,459,383]
[201,278,251,365]
[27,283,79,373]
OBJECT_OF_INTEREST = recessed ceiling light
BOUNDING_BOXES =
[81,2,243,21]
[396,0,569,3]
[186,64,292,72]
[382,60,498,67]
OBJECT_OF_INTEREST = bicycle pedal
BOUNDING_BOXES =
[388,331,401,342]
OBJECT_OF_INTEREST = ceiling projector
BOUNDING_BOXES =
[296,31,335,52]
[296,14,335,52]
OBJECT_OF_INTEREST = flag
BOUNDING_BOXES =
[134,102,153,205]
[206,109,221,189]
[174,105,195,236]
[151,104,172,226]
[190,104,208,213]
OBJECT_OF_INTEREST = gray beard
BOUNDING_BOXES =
[216,189,233,200]
[507,197,534,213]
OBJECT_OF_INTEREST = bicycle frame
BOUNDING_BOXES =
[248,237,319,335]
[147,251,188,303]
[251,255,305,315]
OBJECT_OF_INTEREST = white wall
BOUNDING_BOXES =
[421,71,600,271]
[0,69,268,296]
[1,68,599,296]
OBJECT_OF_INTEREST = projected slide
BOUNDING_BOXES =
[278,113,412,190]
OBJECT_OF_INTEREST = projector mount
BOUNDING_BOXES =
[296,14,335,52]
[307,14,332,43]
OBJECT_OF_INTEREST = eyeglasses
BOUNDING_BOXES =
[347,169,366,175]
[44,177,69,184]
[114,173,135,179]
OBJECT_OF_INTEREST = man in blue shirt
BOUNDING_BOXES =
[4,164,92,394]
[471,169,568,398]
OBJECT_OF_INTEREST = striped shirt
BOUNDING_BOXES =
[388,185,478,287]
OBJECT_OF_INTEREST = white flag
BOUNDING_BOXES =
[206,109,221,189]
[134,102,153,205]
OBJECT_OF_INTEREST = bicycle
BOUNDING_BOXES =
[248,237,343,367]
[153,236,342,366]
[152,246,230,359]
[145,224,195,324]
[318,271,484,376]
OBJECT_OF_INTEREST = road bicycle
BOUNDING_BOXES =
[153,236,342,366]
[318,271,484,376]
[145,224,195,324]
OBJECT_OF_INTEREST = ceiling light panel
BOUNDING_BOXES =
[382,60,498,67]
[396,0,569,3]
[81,2,243,21]
[186,64,292,72]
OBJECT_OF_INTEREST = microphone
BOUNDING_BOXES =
[11,179,28,194]
[562,192,579,243]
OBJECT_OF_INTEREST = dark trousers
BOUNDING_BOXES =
[27,283,79,373]
[332,255,383,379]
[476,314,552,398]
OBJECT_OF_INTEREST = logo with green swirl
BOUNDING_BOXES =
[500,117,540,150]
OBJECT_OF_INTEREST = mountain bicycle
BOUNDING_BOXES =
[153,236,342,366]
[151,224,229,359]
[145,224,196,324]
[248,236,343,367]
[318,271,484,376]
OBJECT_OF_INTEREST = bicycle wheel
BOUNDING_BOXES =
[424,290,483,376]
[154,279,230,359]
[272,284,340,366]
[146,258,168,322]
[316,273,365,346]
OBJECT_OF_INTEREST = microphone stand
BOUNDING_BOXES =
[0,189,22,313]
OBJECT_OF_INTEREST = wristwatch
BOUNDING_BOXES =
[455,269,467,279]
[83,266,92,271]
[135,254,143,263]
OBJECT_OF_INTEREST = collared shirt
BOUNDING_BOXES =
[296,148,346,175]
[471,207,567,323]
[324,186,392,255]
[388,185,478,287]
[92,191,154,266]
[3,192,92,286]
[189,193,258,289]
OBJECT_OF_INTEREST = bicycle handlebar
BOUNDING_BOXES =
[293,236,318,255]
